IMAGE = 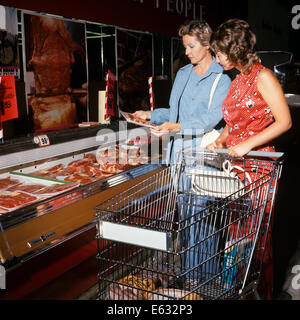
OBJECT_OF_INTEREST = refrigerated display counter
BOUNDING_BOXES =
[0,122,163,271]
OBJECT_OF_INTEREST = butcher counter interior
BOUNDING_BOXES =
[0,122,164,272]
[0,3,176,299]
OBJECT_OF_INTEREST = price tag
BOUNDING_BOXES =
[34,135,50,147]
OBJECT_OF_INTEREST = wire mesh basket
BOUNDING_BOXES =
[95,165,182,252]
[95,150,283,300]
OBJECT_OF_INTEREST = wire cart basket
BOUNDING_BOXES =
[95,149,283,300]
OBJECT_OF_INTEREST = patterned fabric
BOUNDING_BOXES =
[222,63,277,185]
[222,63,274,151]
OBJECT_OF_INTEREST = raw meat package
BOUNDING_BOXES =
[0,176,21,190]
[0,190,39,211]
[9,172,79,198]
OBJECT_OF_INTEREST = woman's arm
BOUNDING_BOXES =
[229,68,292,157]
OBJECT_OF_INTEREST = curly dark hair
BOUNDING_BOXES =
[178,20,212,47]
[210,19,261,73]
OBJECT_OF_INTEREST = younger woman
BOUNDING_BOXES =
[207,19,292,299]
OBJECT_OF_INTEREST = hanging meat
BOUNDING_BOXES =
[29,94,76,129]
[27,15,80,129]
[28,16,75,95]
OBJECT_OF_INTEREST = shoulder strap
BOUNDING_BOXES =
[208,73,222,110]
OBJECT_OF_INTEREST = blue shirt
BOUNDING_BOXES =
[150,57,231,164]
[180,70,205,127]
[150,57,231,133]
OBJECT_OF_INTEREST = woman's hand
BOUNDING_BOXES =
[207,140,251,157]
[206,125,228,153]
[155,122,180,132]
[206,140,226,153]
[132,110,151,120]
[228,141,253,157]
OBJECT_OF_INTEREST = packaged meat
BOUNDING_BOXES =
[84,165,102,177]
[47,163,65,172]
[120,111,157,129]
[7,183,46,193]
[28,169,58,179]
[55,166,76,176]
[67,159,92,168]
[128,156,149,166]
[107,274,157,300]
[35,183,78,195]
[96,156,117,166]
[96,147,119,162]
[0,191,39,210]
[100,163,125,174]
[8,172,79,198]
[64,173,96,185]
[67,159,92,174]
[0,176,21,190]
[83,153,97,162]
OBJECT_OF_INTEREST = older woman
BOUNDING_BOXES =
[134,20,231,164]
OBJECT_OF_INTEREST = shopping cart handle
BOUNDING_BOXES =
[215,148,284,159]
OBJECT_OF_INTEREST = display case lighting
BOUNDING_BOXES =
[86,31,115,39]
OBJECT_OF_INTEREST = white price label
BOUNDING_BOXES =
[34,135,50,147]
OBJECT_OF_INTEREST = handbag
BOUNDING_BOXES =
[186,160,252,198]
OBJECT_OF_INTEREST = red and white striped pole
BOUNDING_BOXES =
[0,76,3,142]
[148,76,154,111]
[0,121,3,142]
[104,72,109,119]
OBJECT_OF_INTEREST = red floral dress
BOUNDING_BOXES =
[222,63,276,186]
[222,64,278,275]
[223,63,275,155]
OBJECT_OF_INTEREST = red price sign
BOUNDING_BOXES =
[34,135,50,147]
[0,75,18,122]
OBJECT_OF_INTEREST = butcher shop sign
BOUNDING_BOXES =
[132,0,206,20]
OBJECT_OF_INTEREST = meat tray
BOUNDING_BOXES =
[0,126,162,268]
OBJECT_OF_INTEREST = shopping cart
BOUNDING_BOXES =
[95,149,283,300]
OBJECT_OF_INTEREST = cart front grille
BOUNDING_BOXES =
[96,151,282,300]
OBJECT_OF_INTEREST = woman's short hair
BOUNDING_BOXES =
[210,18,260,72]
[178,20,212,47]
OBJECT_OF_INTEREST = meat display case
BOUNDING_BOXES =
[0,122,163,271]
